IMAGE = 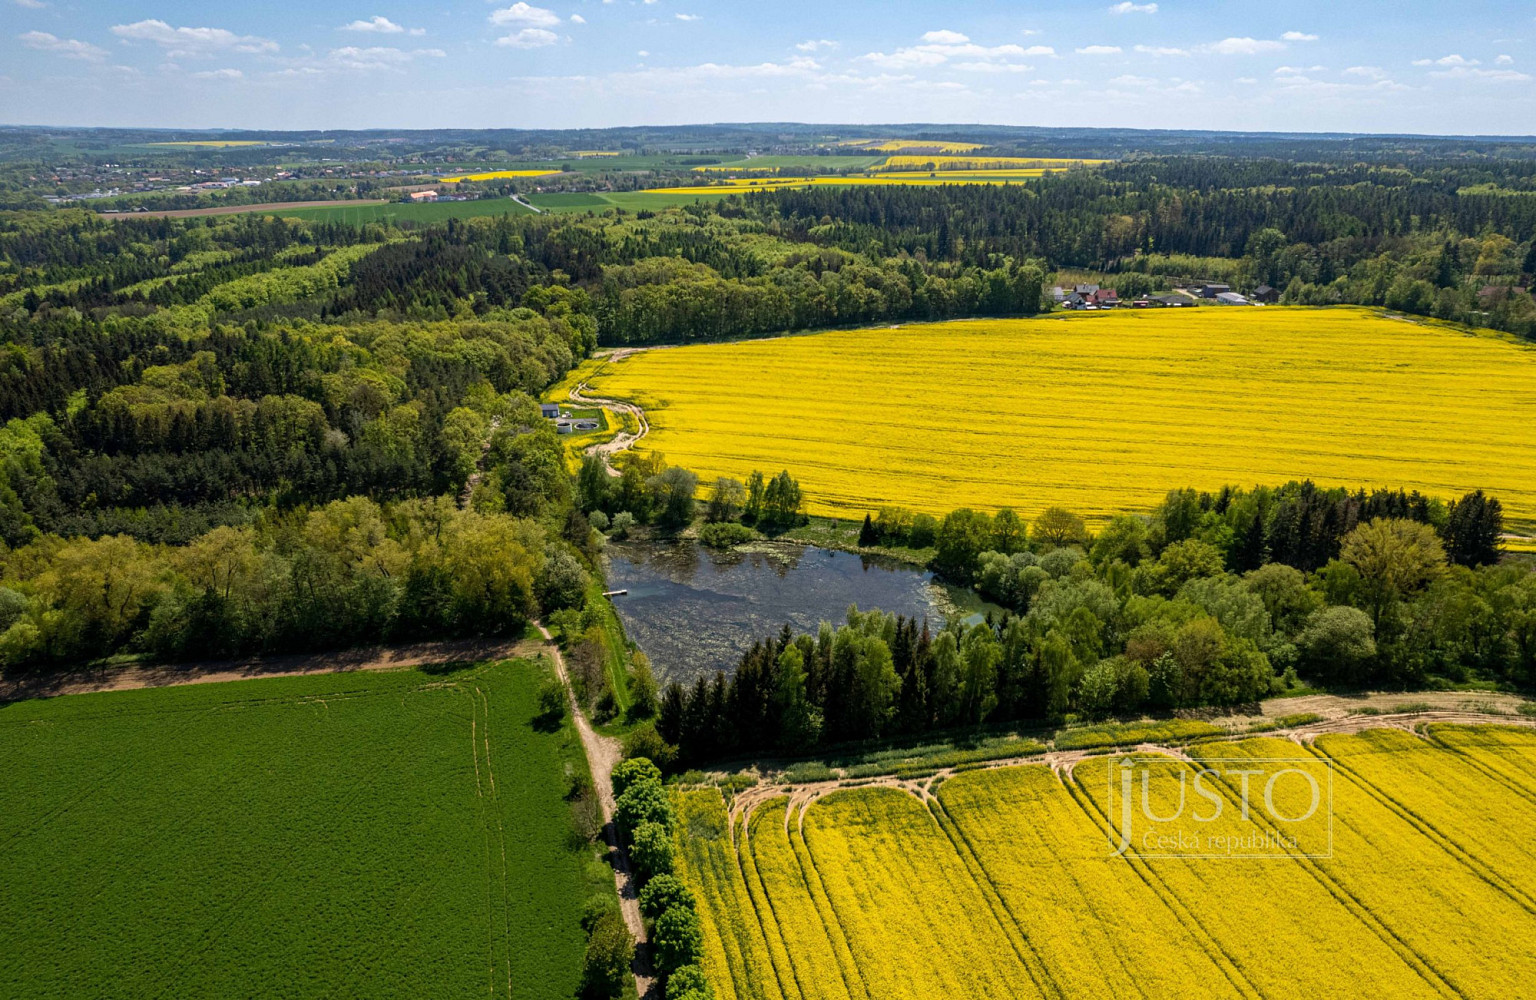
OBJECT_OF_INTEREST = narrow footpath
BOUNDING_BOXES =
[538,623,657,998]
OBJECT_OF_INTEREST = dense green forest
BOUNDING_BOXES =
[653,484,1530,767]
[2,138,1535,683]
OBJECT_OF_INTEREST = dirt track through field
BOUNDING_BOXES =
[725,708,1536,835]
[98,199,388,219]
[567,350,652,477]
[538,623,657,998]
[0,636,536,702]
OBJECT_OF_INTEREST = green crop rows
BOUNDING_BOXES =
[0,660,608,999]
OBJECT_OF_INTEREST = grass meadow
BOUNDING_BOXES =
[584,306,1536,531]
[269,198,537,224]
[0,659,608,1000]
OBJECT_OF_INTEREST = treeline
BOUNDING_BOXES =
[652,483,1528,766]
[0,494,603,668]
[750,163,1536,270]
[594,250,1045,345]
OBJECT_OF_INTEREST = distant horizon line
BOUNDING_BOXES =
[4,122,1536,143]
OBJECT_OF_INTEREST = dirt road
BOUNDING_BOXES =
[568,367,650,477]
[539,623,656,998]
[727,705,1536,839]
[0,636,536,702]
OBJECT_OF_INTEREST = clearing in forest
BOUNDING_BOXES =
[585,306,1536,529]
[676,726,1536,1000]
[0,659,606,1000]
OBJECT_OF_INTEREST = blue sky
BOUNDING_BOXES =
[2,1,1533,134]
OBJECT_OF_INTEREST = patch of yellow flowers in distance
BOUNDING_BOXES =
[879,154,1110,170]
[586,306,1536,530]
[838,139,988,153]
[644,174,1046,194]
[438,170,562,183]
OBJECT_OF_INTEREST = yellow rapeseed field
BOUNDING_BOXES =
[439,170,561,182]
[677,727,1536,1000]
[878,155,1107,170]
[852,140,987,153]
[586,307,1536,528]
[643,174,1043,195]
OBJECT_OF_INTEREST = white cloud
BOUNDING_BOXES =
[1495,54,1514,65]
[192,67,243,79]
[861,32,1035,69]
[1281,31,1319,41]
[1109,2,1158,12]
[1430,65,1532,81]
[675,13,700,21]
[796,39,838,52]
[1235,76,1257,84]
[342,16,401,33]
[637,50,648,57]
[570,14,586,23]
[1274,65,1324,74]
[1206,37,1286,55]
[1134,44,1188,56]
[496,28,559,48]
[110,20,279,56]
[954,61,1034,73]
[13,0,47,8]
[1076,45,1122,55]
[1270,72,1411,96]
[1109,73,1157,85]
[1343,65,1387,79]
[18,30,107,60]
[705,57,822,77]
[489,3,561,28]
[1413,54,1478,66]
[321,46,446,70]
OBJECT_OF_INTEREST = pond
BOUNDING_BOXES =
[603,539,1003,683]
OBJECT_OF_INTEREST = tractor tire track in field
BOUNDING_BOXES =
[706,711,1536,1000]
[1072,749,1463,1000]
[1420,725,1536,800]
[783,821,873,1000]
[537,622,657,999]
[1062,777,1267,1000]
[922,795,1066,1000]
[1311,738,1536,917]
[732,803,803,1000]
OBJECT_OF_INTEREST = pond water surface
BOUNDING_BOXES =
[604,539,1001,683]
